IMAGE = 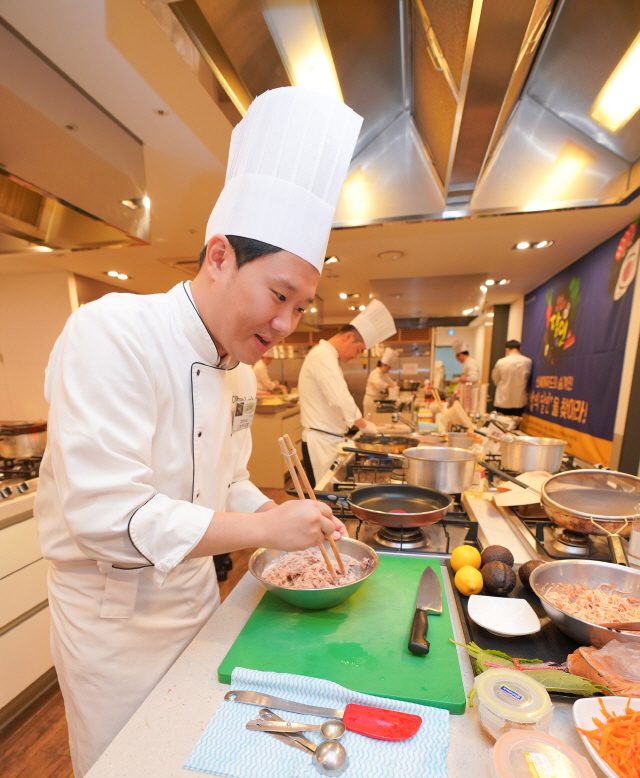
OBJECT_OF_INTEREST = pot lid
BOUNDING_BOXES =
[491,731,596,778]
[542,469,640,520]
[0,421,48,434]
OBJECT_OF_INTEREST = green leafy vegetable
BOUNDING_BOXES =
[450,640,613,697]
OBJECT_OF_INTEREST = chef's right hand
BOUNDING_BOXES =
[360,420,379,436]
[263,499,342,551]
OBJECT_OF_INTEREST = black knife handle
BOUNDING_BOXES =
[408,608,430,655]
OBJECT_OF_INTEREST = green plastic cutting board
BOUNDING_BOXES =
[218,556,466,714]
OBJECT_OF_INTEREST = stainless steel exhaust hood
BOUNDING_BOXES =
[167,0,640,227]
[0,18,149,254]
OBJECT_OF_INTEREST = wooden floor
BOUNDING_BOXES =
[0,487,291,778]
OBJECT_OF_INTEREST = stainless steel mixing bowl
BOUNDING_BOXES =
[249,537,379,610]
[530,559,640,648]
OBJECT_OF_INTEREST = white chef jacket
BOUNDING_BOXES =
[492,352,533,409]
[460,355,480,383]
[253,357,278,392]
[35,281,269,775]
[298,340,362,481]
[363,366,396,419]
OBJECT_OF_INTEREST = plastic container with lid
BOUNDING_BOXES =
[490,731,596,778]
[473,668,553,743]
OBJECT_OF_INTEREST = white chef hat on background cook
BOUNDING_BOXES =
[381,347,398,368]
[350,300,397,350]
[452,337,469,354]
[205,87,363,274]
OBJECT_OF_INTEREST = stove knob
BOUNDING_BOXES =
[0,486,13,499]
[17,482,29,493]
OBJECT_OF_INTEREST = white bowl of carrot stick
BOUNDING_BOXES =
[573,696,640,778]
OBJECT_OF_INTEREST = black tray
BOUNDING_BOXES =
[447,562,580,667]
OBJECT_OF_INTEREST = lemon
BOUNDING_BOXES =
[450,545,482,572]
[454,565,484,596]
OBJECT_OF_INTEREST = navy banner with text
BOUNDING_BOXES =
[520,218,639,465]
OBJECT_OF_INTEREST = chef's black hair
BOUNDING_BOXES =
[506,340,521,350]
[198,235,282,269]
[335,324,364,342]
[458,350,469,356]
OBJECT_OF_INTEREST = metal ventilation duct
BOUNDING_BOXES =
[0,18,149,253]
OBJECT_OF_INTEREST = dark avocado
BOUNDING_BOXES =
[480,545,515,568]
[481,561,517,596]
[518,559,544,591]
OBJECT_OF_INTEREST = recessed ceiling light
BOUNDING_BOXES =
[358,305,366,311]
[348,305,356,311]
[480,285,487,293]
[369,293,374,299]
[33,245,53,252]
[378,250,404,260]
[485,321,493,326]
[534,240,554,249]
[339,292,347,299]
[488,312,494,317]
[499,279,511,285]
[325,256,339,264]
[485,279,495,286]
[310,307,317,313]
[474,306,479,311]
[143,195,151,209]
[117,273,129,280]
[515,241,530,250]
[463,308,473,315]
[351,293,360,299]
[107,270,119,277]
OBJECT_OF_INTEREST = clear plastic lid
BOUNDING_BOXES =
[491,731,596,778]
[474,669,552,724]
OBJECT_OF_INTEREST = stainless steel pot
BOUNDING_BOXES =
[0,422,47,458]
[500,436,566,474]
[352,434,423,455]
[445,432,474,449]
[403,446,477,494]
[530,560,640,647]
[397,379,420,392]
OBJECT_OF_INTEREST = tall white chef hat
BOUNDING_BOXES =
[452,337,469,354]
[205,87,363,274]
[381,347,398,368]
[350,300,397,350]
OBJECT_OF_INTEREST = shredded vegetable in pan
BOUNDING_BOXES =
[577,698,640,778]
[543,583,640,630]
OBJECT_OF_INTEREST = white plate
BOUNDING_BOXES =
[467,594,541,636]
[573,697,640,778]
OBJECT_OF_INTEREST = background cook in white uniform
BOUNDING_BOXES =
[451,338,480,383]
[34,86,362,777]
[252,348,283,392]
[299,301,397,483]
[363,347,398,419]
[491,339,532,413]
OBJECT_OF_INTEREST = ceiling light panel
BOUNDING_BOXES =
[590,30,640,134]
[262,0,343,101]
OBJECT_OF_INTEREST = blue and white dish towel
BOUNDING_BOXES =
[184,667,450,778]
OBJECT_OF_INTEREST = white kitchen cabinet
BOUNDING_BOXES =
[0,517,42,579]
[0,557,49,630]
[247,408,302,488]
[0,605,52,711]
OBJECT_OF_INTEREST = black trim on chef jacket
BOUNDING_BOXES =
[181,283,240,372]
[124,494,156,568]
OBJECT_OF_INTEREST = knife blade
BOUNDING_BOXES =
[408,566,442,655]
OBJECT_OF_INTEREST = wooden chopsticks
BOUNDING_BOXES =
[432,387,446,416]
[277,433,345,576]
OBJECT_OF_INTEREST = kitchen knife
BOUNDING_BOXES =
[408,566,442,656]
[224,690,422,740]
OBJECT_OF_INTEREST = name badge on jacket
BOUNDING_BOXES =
[232,397,256,431]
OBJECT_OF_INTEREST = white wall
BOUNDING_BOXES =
[0,272,75,420]
[435,325,486,373]
[507,296,524,342]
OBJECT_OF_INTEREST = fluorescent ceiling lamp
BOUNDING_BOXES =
[485,279,495,286]
[358,305,366,311]
[339,292,347,299]
[590,31,640,133]
[107,270,119,277]
[515,242,530,250]
[117,273,129,280]
[529,141,593,210]
[499,279,510,285]
[262,0,343,101]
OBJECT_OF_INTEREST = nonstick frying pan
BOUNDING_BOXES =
[312,483,453,528]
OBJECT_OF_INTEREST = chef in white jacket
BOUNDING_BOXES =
[34,87,362,777]
[253,348,284,393]
[451,338,480,383]
[363,347,398,419]
[299,300,397,484]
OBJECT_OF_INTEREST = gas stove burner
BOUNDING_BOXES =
[552,529,591,556]
[389,468,405,484]
[373,526,429,549]
[0,456,41,480]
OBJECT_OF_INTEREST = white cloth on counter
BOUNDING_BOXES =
[36,280,270,776]
[299,340,362,481]
[184,667,450,778]
[460,355,480,383]
[253,357,278,392]
[492,351,532,409]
